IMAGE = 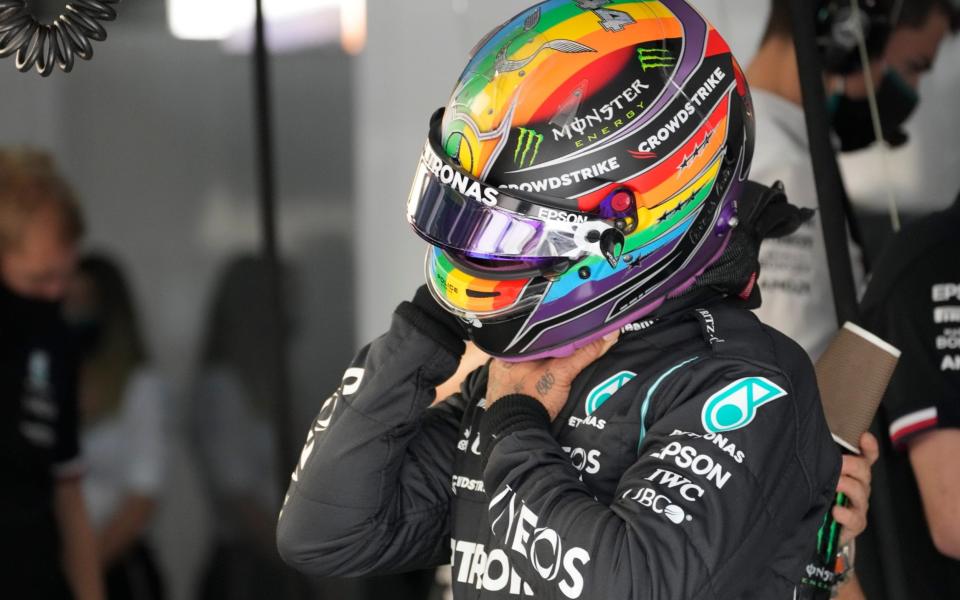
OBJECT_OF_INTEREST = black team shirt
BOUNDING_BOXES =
[858,198,960,600]
[0,282,81,599]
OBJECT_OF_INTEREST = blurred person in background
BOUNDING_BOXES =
[191,255,306,600]
[195,255,434,600]
[748,0,957,360]
[0,149,104,599]
[64,254,168,600]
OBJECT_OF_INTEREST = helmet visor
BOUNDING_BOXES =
[406,125,610,264]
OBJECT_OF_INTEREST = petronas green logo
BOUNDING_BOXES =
[585,371,636,415]
[637,47,676,72]
[514,127,543,168]
[700,377,787,434]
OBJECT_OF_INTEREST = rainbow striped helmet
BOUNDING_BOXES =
[407,0,754,360]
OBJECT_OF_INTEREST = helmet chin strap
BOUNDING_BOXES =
[848,0,902,231]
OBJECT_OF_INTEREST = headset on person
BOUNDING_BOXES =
[816,0,899,74]
[809,0,905,273]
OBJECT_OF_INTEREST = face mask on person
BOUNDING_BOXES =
[828,68,920,152]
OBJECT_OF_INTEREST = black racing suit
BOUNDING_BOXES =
[277,292,840,599]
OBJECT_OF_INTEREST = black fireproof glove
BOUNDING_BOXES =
[395,285,469,357]
[694,180,814,308]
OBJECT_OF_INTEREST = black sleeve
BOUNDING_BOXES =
[276,300,468,577]
[865,273,960,448]
[477,359,839,599]
[50,330,82,477]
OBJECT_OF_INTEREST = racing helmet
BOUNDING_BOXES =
[407,0,754,360]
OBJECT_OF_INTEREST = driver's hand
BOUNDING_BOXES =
[835,432,880,546]
[434,342,490,405]
[486,333,619,421]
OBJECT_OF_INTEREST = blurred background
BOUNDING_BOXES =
[1,1,958,599]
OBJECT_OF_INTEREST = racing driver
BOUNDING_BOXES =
[278,1,851,597]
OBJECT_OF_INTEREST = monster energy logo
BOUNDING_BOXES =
[802,499,845,591]
[637,47,676,71]
[514,128,543,168]
[817,493,845,565]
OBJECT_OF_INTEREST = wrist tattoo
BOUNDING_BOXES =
[535,371,556,396]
